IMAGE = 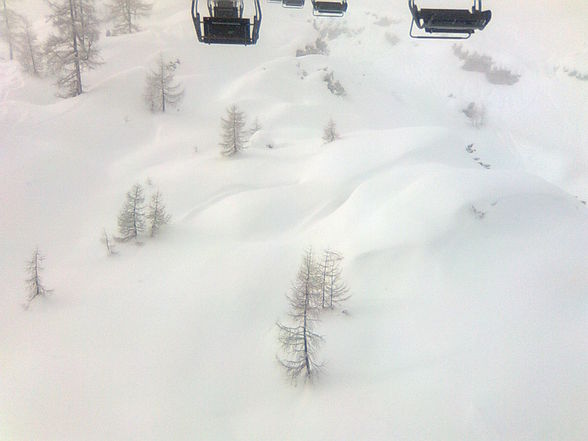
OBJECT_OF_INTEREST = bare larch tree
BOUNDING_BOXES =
[220,105,247,157]
[146,189,171,237]
[117,183,146,241]
[144,55,184,112]
[25,248,52,306]
[107,0,152,35]
[15,16,43,75]
[44,0,100,97]
[318,249,349,309]
[277,249,324,383]
[0,0,19,60]
[322,118,340,144]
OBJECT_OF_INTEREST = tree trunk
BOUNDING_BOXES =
[25,26,38,75]
[68,0,83,95]
[127,0,132,34]
[160,61,166,112]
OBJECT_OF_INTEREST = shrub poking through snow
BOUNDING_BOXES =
[322,118,340,143]
[295,37,329,57]
[220,105,248,157]
[25,248,52,306]
[118,184,146,241]
[323,71,346,97]
[277,248,324,384]
[463,102,486,128]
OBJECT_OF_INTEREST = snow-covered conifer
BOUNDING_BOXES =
[44,0,100,97]
[25,248,52,305]
[322,118,340,144]
[146,189,171,237]
[117,184,146,241]
[144,55,184,113]
[107,0,152,35]
[220,105,247,157]
[277,249,323,383]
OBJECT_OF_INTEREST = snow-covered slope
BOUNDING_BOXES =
[1,1,587,440]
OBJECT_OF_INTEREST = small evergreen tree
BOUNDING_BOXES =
[322,118,340,144]
[14,16,43,75]
[220,105,247,157]
[144,55,184,113]
[107,0,152,35]
[117,184,145,241]
[277,249,323,383]
[25,248,52,306]
[146,189,171,237]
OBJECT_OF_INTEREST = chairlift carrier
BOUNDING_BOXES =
[191,0,262,45]
[408,0,491,39]
[281,0,305,9]
[312,0,348,17]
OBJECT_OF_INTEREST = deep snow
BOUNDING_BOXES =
[1,1,587,440]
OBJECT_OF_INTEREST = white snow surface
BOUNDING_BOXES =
[1,1,588,440]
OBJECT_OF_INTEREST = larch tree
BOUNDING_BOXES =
[107,0,152,35]
[0,0,19,60]
[322,118,340,144]
[317,249,349,309]
[44,0,100,97]
[220,105,247,157]
[117,184,146,241]
[277,248,324,384]
[146,189,171,237]
[144,56,184,113]
[25,248,52,306]
[14,16,43,75]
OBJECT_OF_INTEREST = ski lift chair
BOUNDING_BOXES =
[282,0,305,9]
[191,0,262,45]
[408,0,491,39]
[312,0,347,17]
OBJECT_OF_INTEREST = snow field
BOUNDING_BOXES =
[1,0,588,440]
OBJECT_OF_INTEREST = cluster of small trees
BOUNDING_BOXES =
[116,183,171,244]
[277,248,349,384]
[217,105,340,156]
[0,0,151,96]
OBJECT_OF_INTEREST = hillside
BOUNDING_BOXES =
[1,1,587,440]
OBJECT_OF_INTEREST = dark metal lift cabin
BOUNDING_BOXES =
[312,0,348,17]
[191,0,262,45]
[408,0,491,39]
[281,0,305,9]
